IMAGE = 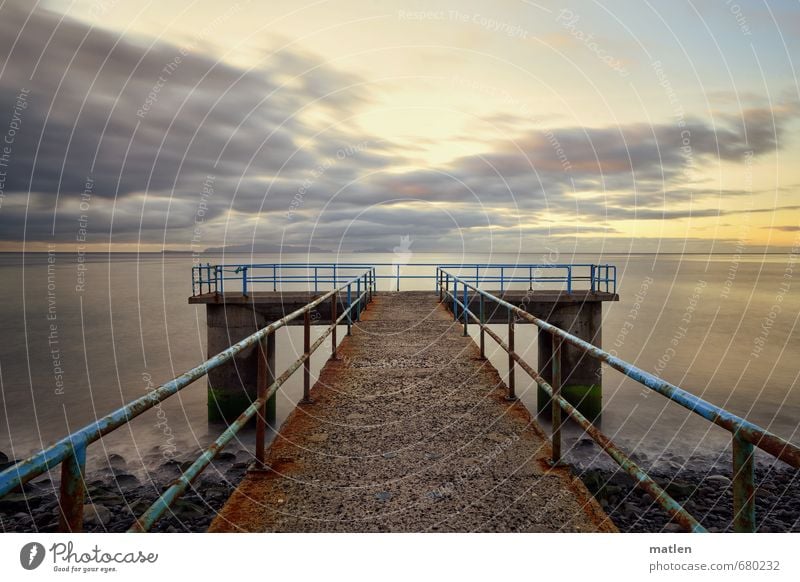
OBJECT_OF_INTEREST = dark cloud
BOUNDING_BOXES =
[0,1,796,251]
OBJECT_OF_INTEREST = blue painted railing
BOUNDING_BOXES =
[191,262,617,295]
[0,270,374,532]
[437,268,800,533]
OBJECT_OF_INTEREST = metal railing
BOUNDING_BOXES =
[437,268,800,533]
[0,270,374,532]
[191,262,617,295]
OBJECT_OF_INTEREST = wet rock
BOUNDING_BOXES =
[375,492,392,502]
[111,473,140,488]
[663,523,684,533]
[0,491,45,512]
[705,475,732,487]
[107,453,127,469]
[172,500,206,520]
[83,504,112,527]
[665,481,695,498]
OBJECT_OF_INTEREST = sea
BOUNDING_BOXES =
[1,251,798,473]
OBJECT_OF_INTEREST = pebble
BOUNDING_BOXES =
[83,504,112,527]
[579,466,800,533]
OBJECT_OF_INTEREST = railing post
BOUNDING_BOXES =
[363,273,369,309]
[479,293,485,359]
[346,284,352,336]
[314,267,318,293]
[273,265,277,291]
[445,274,449,308]
[332,291,338,359]
[733,432,756,532]
[333,264,337,289]
[462,283,468,336]
[506,308,516,401]
[255,331,275,467]
[500,267,505,293]
[242,266,248,296]
[453,279,459,321]
[58,442,87,532]
[438,269,443,301]
[567,266,572,294]
[302,310,312,403]
[551,334,563,465]
[356,278,361,322]
[396,264,400,291]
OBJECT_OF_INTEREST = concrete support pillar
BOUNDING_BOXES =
[206,304,266,422]
[536,302,602,422]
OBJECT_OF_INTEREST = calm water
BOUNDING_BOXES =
[0,252,798,472]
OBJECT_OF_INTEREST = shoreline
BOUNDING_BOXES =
[2,448,798,533]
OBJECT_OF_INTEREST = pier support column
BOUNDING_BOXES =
[206,304,266,423]
[536,302,602,422]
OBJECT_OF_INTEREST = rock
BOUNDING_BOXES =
[88,492,124,506]
[375,492,392,502]
[663,523,684,533]
[666,481,695,498]
[0,491,45,512]
[705,475,732,487]
[83,504,113,527]
[0,450,8,465]
[107,453,127,469]
[216,451,236,462]
[576,438,594,448]
[381,452,397,459]
[111,473,139,488]
[172,500,206,520]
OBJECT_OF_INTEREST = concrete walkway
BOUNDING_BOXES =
[208,292,615,532]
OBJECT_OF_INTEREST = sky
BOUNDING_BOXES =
[0,0,798,254]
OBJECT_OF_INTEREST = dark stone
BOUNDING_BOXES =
[111,473,140,488]
[83,503,113,526]
[665,481,695,498]
[172,500,206,520]
[107,453,127,469]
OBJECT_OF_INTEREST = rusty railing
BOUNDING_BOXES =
[0,270,374,532]
[437,267,800,533]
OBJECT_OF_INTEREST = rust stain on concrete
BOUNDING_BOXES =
[209,292,616,532]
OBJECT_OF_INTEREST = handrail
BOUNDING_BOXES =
[191,262,617,295]
[0,270,373,532]
[437,268,800,533]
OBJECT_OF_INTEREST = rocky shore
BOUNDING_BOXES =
[574,460,800,533]
[0,449,251,533]
[2,447,798,533]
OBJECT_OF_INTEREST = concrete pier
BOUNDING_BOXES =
[444,289,617,420]
[189,292,360,422]
[208,292,614,532]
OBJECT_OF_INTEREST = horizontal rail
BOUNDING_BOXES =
[192,262,616,295]
[0,270,373,532]
[128,288,367,532]
[438,268,799,532]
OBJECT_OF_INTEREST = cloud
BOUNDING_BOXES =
[0,0,797,252]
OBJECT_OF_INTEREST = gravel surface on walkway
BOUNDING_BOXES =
[209,292,615,532]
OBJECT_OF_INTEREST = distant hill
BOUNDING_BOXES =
[198,243,331,254]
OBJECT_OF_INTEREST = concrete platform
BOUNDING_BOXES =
[208,292,615,532]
